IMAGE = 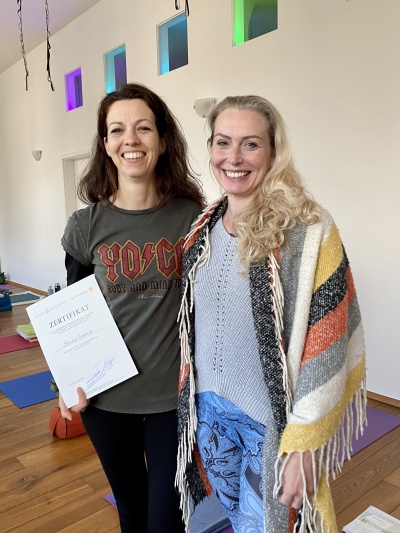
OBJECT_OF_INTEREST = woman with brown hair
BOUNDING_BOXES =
[59,82,205,533]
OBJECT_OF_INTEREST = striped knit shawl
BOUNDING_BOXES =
[176,197,367,533]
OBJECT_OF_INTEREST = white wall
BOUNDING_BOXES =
[0,0,398,400]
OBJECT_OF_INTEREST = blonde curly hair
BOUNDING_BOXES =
[207,95,320,269]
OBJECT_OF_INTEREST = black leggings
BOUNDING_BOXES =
[81,406,185,533]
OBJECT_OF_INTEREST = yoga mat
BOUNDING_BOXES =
[0,370,56,408]
[9,291,43,306]
[104,493,116,507]
[0,334,39,354]
[103,407,399,533]
[352,405,400,454]
[190,494,230,533]
[0,284,16,290]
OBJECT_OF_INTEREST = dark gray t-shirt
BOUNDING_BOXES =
[61,197,201,414]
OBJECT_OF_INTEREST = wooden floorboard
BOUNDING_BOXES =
[1,285,399,532]
[0,287,117,533]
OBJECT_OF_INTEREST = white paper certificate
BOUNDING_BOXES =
[27,274,138,408]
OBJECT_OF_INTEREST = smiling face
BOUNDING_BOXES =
[210,108,274,206]
[104,98,166,185]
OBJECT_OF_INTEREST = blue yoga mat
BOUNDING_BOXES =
[9,291,43,306]
[0,370,56,408]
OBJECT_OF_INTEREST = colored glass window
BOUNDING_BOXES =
[105,45,127,94]
[233,0,278,45]
[158,13,188,75]
[65,68,83,112]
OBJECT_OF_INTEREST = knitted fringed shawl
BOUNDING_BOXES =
[176,197,367,533]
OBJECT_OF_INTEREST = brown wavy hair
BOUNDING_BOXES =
[78,82,205,208]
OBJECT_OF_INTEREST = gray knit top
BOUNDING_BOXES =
[193,218,272,426]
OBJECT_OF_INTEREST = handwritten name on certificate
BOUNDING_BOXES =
[27,275,138,408]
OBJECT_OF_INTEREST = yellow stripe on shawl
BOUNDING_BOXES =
[314,475,337,533]
[314,223,344,291]
[279,357,366,452]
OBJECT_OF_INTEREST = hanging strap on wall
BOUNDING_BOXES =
[175,0,190,16]
[45,0,54,91]
[17,0,29,91]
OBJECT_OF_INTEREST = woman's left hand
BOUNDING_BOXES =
[278,451,315,509]
[59,387,89,420]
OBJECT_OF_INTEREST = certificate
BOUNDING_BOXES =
[27,274,138,408]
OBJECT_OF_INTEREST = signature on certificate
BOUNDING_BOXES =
[86,357,118,390]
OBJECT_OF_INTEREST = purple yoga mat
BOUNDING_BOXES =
[0,284,16,290]
[351,405,400,455]
[104,493,116,506]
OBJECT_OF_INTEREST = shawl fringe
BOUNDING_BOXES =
[176,218,213,527]
[273,379,367,532]
[269,251,293,418]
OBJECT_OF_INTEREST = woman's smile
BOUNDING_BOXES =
[211,108,274,205]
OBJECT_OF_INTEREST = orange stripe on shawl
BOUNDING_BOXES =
[184,205,217,250]
[288,507,298,532]
[185,230,201,250]
[178,361,190,390]
[302,267,357,364]
[302,297,348,363]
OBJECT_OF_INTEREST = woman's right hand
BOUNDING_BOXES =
[59,387,89,420]
[278,451,315,509]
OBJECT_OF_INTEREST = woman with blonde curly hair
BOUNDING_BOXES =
[176,95,367,533]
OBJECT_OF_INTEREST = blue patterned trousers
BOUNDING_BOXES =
[196,391,266,533]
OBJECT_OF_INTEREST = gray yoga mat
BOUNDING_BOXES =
[190,493,231,533]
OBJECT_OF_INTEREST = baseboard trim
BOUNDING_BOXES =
[8,281,47,296]
[367,391,400,408]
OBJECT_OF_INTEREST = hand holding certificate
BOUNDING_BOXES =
[27,275,138,408]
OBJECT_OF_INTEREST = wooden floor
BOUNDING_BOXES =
[0,284,399,533]
[0,285,119,533]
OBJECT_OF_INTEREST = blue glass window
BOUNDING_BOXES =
[105,45,127,94]
[158,13,188,75]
